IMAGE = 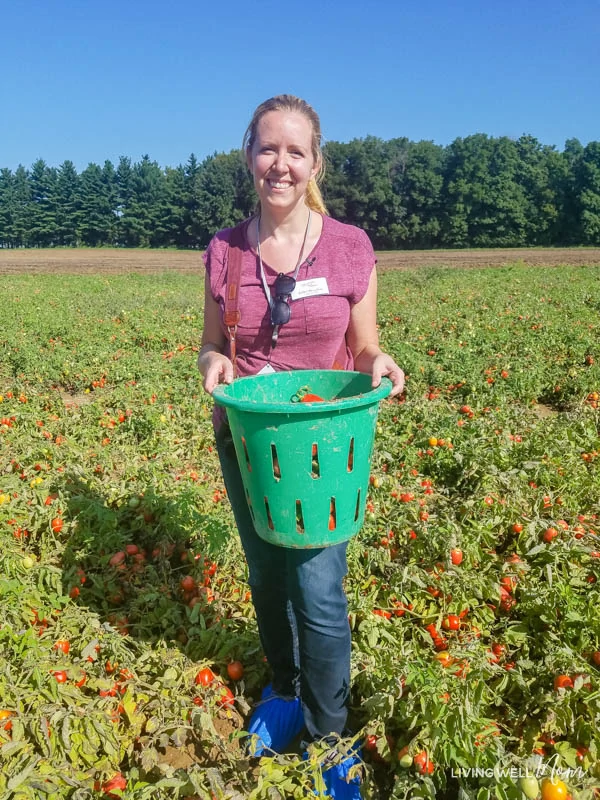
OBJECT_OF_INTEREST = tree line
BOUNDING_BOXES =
[1,135,599,250]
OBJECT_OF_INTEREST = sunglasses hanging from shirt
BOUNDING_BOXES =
[257,210,314,348]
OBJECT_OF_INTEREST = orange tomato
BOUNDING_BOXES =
[540,778,568,800]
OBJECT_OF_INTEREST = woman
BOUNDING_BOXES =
[198,95,404,798]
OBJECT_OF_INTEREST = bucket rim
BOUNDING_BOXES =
[211,370,392,414]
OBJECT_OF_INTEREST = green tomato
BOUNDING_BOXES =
[22,556,35,569]
[519,776,540,799]
[399,754,413,768]
[128,496,141,509]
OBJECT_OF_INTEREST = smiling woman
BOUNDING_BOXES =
[245,109,321,224]
[196,94,405,799]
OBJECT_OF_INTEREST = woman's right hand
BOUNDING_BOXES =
[198,350,234,394]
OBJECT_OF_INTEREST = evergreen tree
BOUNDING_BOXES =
[0,169,14,247]
[78,163,116,246]
[28,159,57,246]
[10,166,32,248]
[193,151,254,247]
[118,155,166,247]
[181,154,202,248]
[163,165,187,247]
[54,161,80,246]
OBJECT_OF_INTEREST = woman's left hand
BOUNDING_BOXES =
[371,353,405,397]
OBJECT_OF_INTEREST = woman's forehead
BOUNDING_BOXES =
[255,110,313,142]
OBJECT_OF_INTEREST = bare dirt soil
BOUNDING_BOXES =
[1,247,600,275]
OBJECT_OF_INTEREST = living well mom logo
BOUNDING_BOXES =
[450,753,586,782]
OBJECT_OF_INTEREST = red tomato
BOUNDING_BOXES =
[413,750,434,774]
[53,639,70,655]
[52,670,68,683]
[180,575,196,592]
[373,609,392,620]
[109,551,126,567]
[512,522,524,534]
[542,527,558,543]
[226,660,244,681]
[500,576,517,592]
[102,772,127,797]
[553,674,574,690]
[450,548,463,565]
[300,393,324,402]
[51,517,63,533]
[195,667,215,687]
[216,685,235,708]
[442,615,460,631]
[0,710,15,731]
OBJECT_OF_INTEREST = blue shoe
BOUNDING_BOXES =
[320,754,362,799]
[304,746,363,799]
[246,684,305,756]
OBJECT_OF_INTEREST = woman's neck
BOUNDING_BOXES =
[257,203,311,243]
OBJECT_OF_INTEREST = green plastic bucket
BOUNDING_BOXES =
[212,370,391,548]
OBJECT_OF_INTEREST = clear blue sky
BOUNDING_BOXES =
[1,0,598,172]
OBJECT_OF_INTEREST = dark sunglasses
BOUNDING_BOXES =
[271,273,296,327]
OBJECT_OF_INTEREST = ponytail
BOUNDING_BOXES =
[306,177,328,216]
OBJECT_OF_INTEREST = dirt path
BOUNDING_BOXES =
[1,247,600,274]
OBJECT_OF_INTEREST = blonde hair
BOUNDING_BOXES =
[243,94,328,216]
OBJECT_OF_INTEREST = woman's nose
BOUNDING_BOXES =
[274,150,288,173]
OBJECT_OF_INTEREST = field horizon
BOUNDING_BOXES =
[2,246,600,274]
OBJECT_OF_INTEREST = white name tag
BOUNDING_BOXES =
[291,277,329,300]
[257,363,276,375]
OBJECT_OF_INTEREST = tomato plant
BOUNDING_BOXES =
[1,264,599,799]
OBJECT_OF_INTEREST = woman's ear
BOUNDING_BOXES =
[311,153,322,180]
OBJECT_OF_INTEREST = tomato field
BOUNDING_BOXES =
[1,259,599,800]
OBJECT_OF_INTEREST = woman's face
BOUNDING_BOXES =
[247,110,319,216]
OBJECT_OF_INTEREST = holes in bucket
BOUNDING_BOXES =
[241,437,251,472]
[311,443,320,478]
[296,501,305,533]
[347,438,355,472]
[271,444,281,480]
[354,489,361,522]
[245,489,255,521]
[328,497,336,531]
[264,497,274,530]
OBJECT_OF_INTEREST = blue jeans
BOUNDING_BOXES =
[216,422,351,742]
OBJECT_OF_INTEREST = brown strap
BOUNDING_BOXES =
[223,223,245,378]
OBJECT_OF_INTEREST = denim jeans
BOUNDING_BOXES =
[215,421,351,742]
